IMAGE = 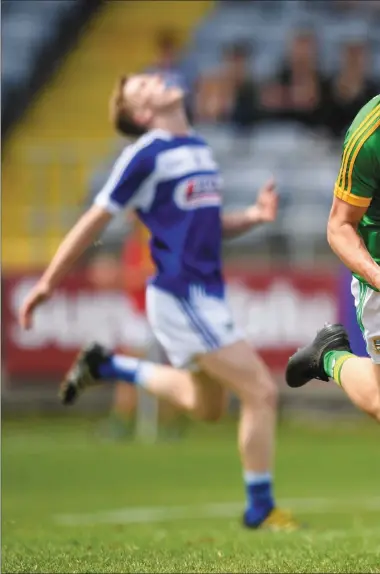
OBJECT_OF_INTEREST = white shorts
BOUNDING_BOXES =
[146,285,242,369]
[351,277,380,364]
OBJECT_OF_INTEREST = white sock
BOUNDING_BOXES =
[243,471,272,485]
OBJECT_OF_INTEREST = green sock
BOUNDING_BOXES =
[323,350,355,385]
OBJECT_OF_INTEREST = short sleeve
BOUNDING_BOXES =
[334,132,378,208]
[94,144,155,214]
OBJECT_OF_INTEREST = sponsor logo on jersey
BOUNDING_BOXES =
[174,175,222,210]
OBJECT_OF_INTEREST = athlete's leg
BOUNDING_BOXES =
[288,330,380,422]
[336,278,380,421]
[196,340,283,528]
[287,278,380,423]
[106,339,183,439]
[327,356,380,421]
[133,341,277,518]
[198,341,277,472]
[60,285,295,529]
[186,371,226,421]
[287,325,380,422]
[60,344,222,416]
[61,337,284,525]
[61,341,298,529]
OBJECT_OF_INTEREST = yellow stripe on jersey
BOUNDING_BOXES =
[334,185,372,207]
[346,118,380,194]
[336,104,380,192]
[334,117,380,206]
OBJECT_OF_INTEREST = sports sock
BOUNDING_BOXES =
[323,350,356,386]
[243,471,274,526]
[97,354,155,387]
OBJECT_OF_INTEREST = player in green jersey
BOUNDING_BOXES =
[286,95,380,423]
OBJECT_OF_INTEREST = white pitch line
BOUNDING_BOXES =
[55,497,380,526]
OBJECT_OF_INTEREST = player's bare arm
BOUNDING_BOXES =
[328,196,380,290]
[19,205,112,330]
[222,178,278,239]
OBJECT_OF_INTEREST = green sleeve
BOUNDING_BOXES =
[334,132,378,207]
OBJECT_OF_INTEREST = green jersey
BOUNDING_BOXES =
[334,94,380,287]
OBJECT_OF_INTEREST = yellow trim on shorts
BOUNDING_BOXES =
[334,185,372,207]
[336,106,380,192]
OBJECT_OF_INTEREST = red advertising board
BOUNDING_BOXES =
[2,269,338,377]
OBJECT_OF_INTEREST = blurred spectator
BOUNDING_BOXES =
[364,0,380,17]
[145,28,195,121]
[264,29,330,130]
[195,41,261,130]
[324,40,379,138]
[330,0,361,11]
[316,0,380,19]
[329,0,380,15]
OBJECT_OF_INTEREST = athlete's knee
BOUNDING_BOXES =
[191,391,224,422]
[240,349,278,409]
[235,361,278,409]
[187,372,225,422]
[242,373,278,410]
[258,377,278,409]
[198,404,224,422]
[192,398,224,422]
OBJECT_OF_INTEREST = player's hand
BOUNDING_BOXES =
[255,178,278,223]
[247,178,278,224]
[19,281,52,331]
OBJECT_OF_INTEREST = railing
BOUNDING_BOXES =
[3,139,116,268]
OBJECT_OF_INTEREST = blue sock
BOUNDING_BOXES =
[243,471,275,526]
[97,354,146,385]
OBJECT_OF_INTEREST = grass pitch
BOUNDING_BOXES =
[2,415,380,573]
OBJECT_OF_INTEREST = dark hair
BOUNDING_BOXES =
[109,75,147,138]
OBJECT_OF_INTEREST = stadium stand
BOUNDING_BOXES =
[2,0,103,137]
[2,0,379,268]
[2,0,213,269]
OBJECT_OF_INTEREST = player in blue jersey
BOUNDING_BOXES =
[19,74,299,531]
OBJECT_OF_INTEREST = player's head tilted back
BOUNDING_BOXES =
[110,74,186,138]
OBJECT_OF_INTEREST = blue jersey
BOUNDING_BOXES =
[95,129,225,298]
